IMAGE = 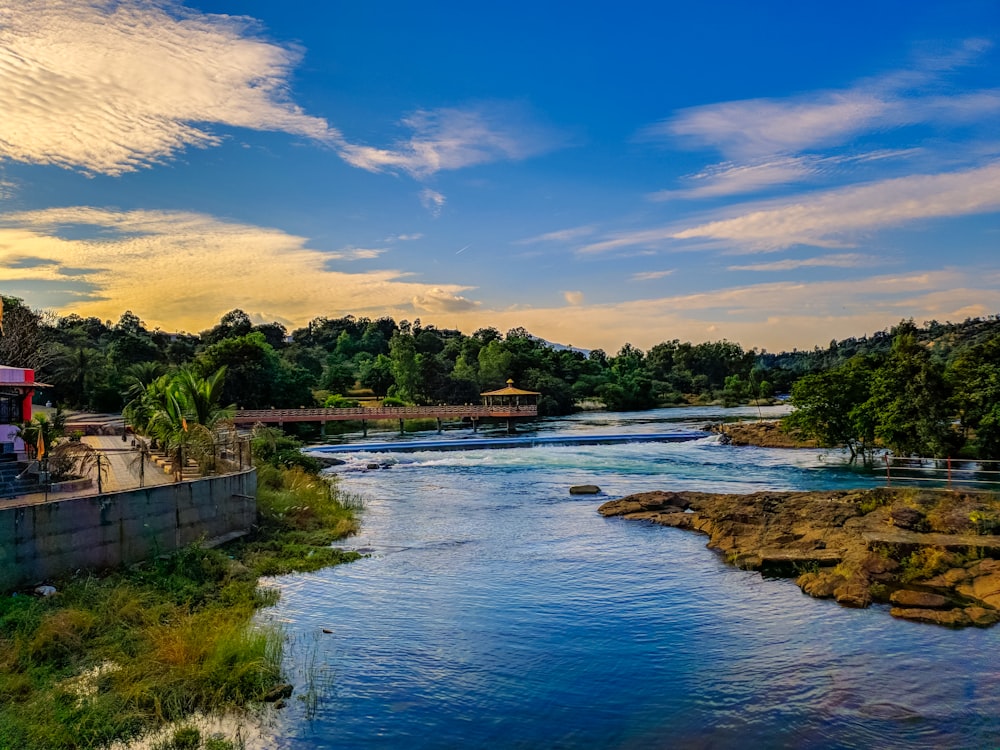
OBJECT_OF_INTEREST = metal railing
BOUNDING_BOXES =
[883,455,1000,490]
[233,404,538,424]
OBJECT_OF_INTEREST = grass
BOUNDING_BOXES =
[0,464,360,749]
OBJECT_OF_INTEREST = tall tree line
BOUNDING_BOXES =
[2,296,999,457]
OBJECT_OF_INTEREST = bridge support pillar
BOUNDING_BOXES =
[320,421,326,438]
[437,418,442,434]
[399,419,405,435]
[472,418,479,432]
[362,420,367,437]
[507,418,516,434]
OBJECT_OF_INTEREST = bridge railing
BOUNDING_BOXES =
[232,405,538,423]
[883,455,1000,490]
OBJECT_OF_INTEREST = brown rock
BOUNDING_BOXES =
[834,582,872,608]
[798,571,842,599]
[656,512,697,529]
[858,552,900,578]
[923,567,969,590]
[970,571,1000,609]
[891,607,972,627]
[889,590,949,609]
[965,606,1000,627]
[887,506,926,531]
[570,484,601,495]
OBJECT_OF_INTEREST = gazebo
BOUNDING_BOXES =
[480,379,540,411]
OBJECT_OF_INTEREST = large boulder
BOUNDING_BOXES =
[889,590,949,609]
[890,607,972,627]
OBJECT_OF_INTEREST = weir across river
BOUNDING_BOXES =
[311,431,709,454]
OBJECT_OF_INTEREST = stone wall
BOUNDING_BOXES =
[0,469,256,591]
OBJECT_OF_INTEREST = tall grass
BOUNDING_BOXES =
[0,464,360,749]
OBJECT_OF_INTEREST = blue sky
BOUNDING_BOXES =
[1,0,999,352]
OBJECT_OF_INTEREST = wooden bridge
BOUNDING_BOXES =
[232,404,538,434]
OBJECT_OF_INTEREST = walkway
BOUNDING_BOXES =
[0,435,172,509]
[233,404,538,424]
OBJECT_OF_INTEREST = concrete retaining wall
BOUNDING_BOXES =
[0,469,256,591]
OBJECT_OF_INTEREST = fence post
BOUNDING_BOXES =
[947,456,952,489]
[884,453,891,487]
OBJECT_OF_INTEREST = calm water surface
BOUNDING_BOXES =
[260,407,1000,749]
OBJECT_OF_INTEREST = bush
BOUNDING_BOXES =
[323,394,360,408]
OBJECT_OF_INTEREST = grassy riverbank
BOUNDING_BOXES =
[0,465,360,750]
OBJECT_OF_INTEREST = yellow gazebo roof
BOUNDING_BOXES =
[480,379,540,397]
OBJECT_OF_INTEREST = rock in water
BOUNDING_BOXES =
[570,485,601,495]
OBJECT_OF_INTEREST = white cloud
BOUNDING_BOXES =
[327,247,386,261]
[641,42,1000,196]
[0,0,336,175]
[419,188,446,217]
[563,290,584,305]
[338,103,563,177]
[412,288,480,313]
[516,225,597,244]
[630,270,675,281]
[580,161,1000,255]
[431,269,1000,353]
[649,157,820,200]
[673,161,1000,251]
[655,93,889,161]
[727,254,869,272]
[0,207,476,330]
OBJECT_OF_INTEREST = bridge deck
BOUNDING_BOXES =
[233,405,537,424]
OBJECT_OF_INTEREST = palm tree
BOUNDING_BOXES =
[17,409,67,460]
[121,361,165,431]
[136,367,234,480]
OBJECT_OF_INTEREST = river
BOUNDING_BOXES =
[257,406,1000,749]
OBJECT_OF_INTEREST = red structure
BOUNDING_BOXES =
[0,365,42,455]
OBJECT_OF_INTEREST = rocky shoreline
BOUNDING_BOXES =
[706,419,819,449]
[599,488,1000,628]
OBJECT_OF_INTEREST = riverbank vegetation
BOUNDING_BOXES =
[0,435,360,750]
[3,296,1000,459]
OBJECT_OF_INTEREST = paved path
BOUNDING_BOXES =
[81,435,174,492]
[0,435,173,509]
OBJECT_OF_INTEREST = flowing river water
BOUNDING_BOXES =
[256,407,1000,749]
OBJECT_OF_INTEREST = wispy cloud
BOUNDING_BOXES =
[0,3,558,182]
[326,247,386,261]
[641,40,999,198]
[438,269,1000,353]
[515,225,597,245]
[673,161,1000,251]
[0,0,336,176]
[563,290,584,305]
[630,269,675,281]
[0,207,476,329]
[419,188,446,217]
[649,157,820,200]
[338,103,564,177]
[580,160,1000,255]
[727,254,869,272]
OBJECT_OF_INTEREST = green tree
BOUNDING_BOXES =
[477,339,512,390]
[786,355,878,464]
[197,332,279,409]
[389,332,422,403]
[866,334,958,457]
[948,334,1000,458]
